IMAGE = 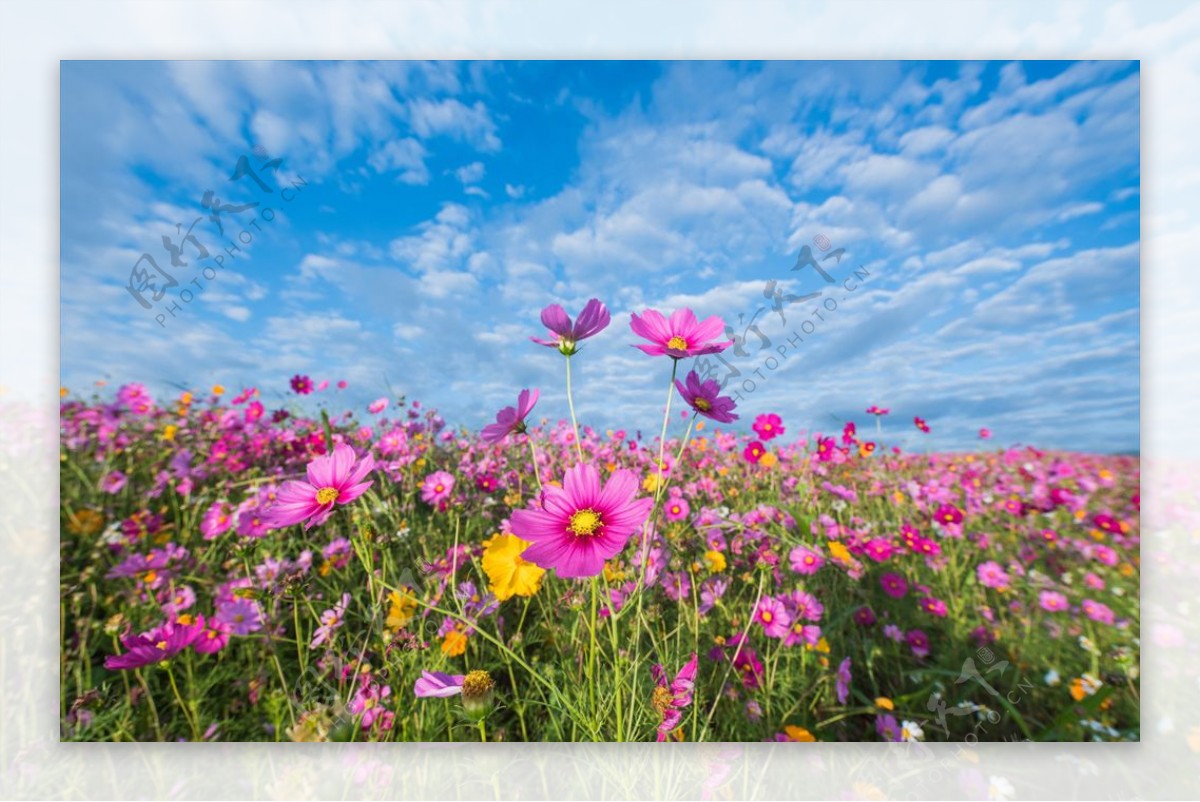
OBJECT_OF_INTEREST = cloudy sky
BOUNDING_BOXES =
[60,60,1139,453]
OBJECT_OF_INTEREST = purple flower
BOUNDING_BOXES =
[311,593,350,648]
[531,298,610,356]
[481,388,540,443]
[836,657,852,704]
[100,470,127,494]
[977,560,1011,591]
[214,597,263,636]
[880,572,908,599]
[413,670,466,698]
[104,617,205,670]
[674,370,739,423]
[919,597,949,617]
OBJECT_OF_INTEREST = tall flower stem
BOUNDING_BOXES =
[654,360,680,504]
[526,435,545,493]
[564,356,585,464]
[587,575,600,736]
[165,663,200,741]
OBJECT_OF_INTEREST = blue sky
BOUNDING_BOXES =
[59,60,1140,453]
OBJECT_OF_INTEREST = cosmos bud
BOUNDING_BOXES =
[460,670,495,721]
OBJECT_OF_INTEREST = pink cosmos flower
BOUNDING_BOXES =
[979,427,992,439]
[421,471,455,508]
[1039,590,1069,612]
[914,416,930,433]
[919,597,948,617]
[263,445,375,531]
[200,501,234,540]
[880,572,908,599]
[414,670,466,698]
[1082,598,1115,625]
[752,413,785,441]
[481,388,540,443]
[100,470,127,494]
[743,441,766,464]
[531,298,611,355]
[754,596,793,639]
[368,397,389,414]
[509,463,653,579]
[674,370,739,423]
[664,496,690,523]
[629,308,733,359]
[789,545,825,575]
[866,405,890,416]
[650,653,698,741]
[290,374,314,395]
[906,629,931,658]
[977,561,1011,591]
[104,616,206,670]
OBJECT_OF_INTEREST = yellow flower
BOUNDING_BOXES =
[60,386,69,398]
[180,391,193,406]
[703,550,727,573]
[212,384,225,396]
[695,420,705,431]
[875,697,894,711]
[161,424,177,442]
[828,540,851,563]
[481,534,545,601]
[783,725,816,742]
[759,452,778,468]
[386,588,418,631]
[642,473,661,493]
[66,508,104,536]
[604,562,627,583]
[441,628,468,657]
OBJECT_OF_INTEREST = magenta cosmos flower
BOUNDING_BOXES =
[263,444,375,531]
[629,308,733,359]
[674,370,739,423]
[104,616,206,670]
[650,653,698,741]
[531,298,610,356]
[481,388,540,443]
[509,463,653,579]
[752,413,784,441]
[290,374,314,395]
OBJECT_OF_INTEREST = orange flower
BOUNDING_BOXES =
[441,628,468,657]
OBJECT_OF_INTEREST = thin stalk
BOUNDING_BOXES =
[565,356,585,464]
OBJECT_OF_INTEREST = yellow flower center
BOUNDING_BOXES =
[316,487,339,505]
[435,484,445,493]
[761,611,773,623]
[155,640,168,650]
[651,685,673,715]
[667,336,688,351]
[568,508,603,536]
[463,670,495,700]
[694,397,712,411]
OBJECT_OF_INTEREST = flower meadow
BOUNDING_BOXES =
[59,300,1140,743]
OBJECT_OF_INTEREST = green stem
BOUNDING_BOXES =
[565,356,585,464]
[165,663,200,740]
[527,435,545,493]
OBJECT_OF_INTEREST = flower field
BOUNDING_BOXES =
[59,301,1140,742]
